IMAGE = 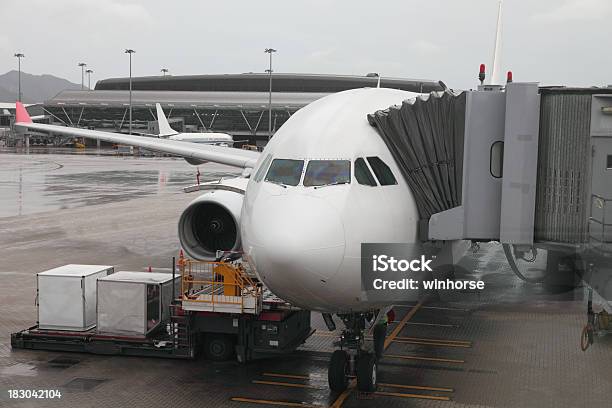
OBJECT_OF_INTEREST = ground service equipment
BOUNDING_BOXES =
[12,257,312,362]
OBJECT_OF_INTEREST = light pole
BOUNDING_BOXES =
[85,69,93,89]
[264,48,276,140]
[14,53,24,102]
[78,62,87,90]
[161,68,168,77]
[125,49,135,134]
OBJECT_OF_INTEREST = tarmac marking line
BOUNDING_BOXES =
[374,391,451,401]
[385,353,465,364]
[384,302,424,350]
[329,379,356,408]
[313,332,337,337]
[379,382,454,393]
[231,397,323,408]
[392,339,471,348]
[394,305,468,312]
[394,336,472,345]
[252,380,319,389]
[263,373,312,380]
[405,322,459,328]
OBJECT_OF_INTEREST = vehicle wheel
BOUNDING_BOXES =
[328,350,349,391]
[581,324,593,351]
[373,324,386,360]
[204,334,235,361]
[356,352,377,392]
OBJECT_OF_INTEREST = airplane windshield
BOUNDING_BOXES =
[303,160,351,187]
[265,159,304,186]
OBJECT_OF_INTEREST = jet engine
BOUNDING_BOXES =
[184,157,208,166]
[178,183,245,260]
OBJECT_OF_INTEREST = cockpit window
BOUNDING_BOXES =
[265,159,304,186]
[254,154,272,182]
[355,158,377,186]
[367,156,397,186]
[303,160,351,187]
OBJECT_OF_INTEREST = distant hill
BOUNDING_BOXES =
[0,70,83,104]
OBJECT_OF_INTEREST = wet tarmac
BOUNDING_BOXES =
[1,150,611,408]
[0,148,238,217]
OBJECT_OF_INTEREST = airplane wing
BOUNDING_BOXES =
[14,102,260,169]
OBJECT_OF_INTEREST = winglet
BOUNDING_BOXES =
[155,103,178,137]
[15,102,32,124]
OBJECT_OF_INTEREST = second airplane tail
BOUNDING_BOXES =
[155,103,179,137]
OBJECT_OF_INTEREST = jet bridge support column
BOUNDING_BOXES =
[499,83,540,244]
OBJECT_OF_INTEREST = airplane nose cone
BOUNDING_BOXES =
[246,194,346,307]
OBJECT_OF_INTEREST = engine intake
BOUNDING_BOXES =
[178,189,243,260]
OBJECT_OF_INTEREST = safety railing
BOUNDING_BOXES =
[178,255,262,314]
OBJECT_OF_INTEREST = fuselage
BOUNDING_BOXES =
[240,88,421,313]
[168,132,233,146]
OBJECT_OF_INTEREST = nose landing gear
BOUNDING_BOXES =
[327,313,381,393]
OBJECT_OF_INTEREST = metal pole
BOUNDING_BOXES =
[18,57,21,101]
[129,54,132,134]
[268,52,272,138]
[86,69,93,89]
[264,48,276,140]
[78,62,86,90]
[125,49,135,135]
[14,53,24,102]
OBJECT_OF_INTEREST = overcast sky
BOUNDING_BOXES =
[0,0,610,90]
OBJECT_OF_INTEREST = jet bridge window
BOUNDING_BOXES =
[355,158,377,186]
[265,159,304,186]
[366,156,397,186]
[303,160,351,187]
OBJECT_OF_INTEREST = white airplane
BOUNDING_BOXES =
[153,103,234,146]
[15,89,464,392]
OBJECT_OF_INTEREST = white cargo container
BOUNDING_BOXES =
[37,264,114,331]
[96,271,178,336]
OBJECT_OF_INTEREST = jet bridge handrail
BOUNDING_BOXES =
[589,194,612,246]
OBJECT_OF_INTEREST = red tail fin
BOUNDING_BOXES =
[15,102,32,124]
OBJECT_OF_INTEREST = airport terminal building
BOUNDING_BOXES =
[42,73,443,144]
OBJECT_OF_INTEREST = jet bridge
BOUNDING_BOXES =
[369,83,612,308]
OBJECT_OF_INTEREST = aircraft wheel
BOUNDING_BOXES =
[328,350,349,391]
[373,324,386,360]
[581,324,594,351]
[356,352,377,392]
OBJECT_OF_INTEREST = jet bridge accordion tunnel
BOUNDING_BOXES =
[368,83,612,296]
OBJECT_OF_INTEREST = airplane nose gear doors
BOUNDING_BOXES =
[327,313,379,393]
